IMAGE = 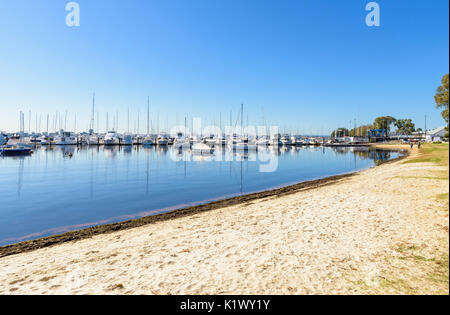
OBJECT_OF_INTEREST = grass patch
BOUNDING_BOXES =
[355,242,449,295]
[437,193,449,209]
[404,143,449,166]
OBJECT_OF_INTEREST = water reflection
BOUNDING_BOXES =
[0,145,404,245]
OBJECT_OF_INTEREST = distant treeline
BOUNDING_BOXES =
[332,73,449,139]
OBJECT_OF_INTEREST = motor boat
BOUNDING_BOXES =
[156,134,169,145]
[205,134,216,146]
[189,135,199,144]
[270,134,282,146]
[88,134,102,145]
[1,144,32,156]
[142,135,153,146]
[228,135,257,151]
[216,135,227,146]
[173,132,190,149]
[0,133,8,146]
[133,135,143,145]
[280,134,292,145]
[104,131,120,146]
[191,142,215,155]
[291,136,300,146]
[55,132,78,145]
[119,134,133,145]
[255,136,269,146]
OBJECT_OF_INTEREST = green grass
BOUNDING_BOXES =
[404,143,449,166]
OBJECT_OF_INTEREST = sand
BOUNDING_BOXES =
[0,146,448,295]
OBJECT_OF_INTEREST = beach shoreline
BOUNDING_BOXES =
[0,144,447,295]
[0,146,407,258]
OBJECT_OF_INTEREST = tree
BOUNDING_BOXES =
[331,128,350,138]
[373,116,396,134]
[434,73,449,137]
[394,119,416,135]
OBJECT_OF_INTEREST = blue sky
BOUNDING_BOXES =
[0,0,448,134]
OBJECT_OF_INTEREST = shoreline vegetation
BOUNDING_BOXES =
[0,143,448,294]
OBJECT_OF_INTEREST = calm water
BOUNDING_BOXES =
[0,145,402,245]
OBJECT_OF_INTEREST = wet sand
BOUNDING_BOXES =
[0,146,448,294]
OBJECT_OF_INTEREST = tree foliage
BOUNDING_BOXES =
[373,116,396,133]
[394,119,415,135]
[349,124,373,137]
[331,128,350,138]
[435,73,449,124]
[434,74,449,138]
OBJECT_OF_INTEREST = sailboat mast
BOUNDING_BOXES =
[91,92,95,132]
[241,104,243,136]
[147,97,150,136]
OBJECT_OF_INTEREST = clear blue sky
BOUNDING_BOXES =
[0,0,448,134]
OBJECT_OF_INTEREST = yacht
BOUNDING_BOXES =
[280,134,292,145]
[291,136,300,146]
[191,142,215,155]
[55,132,78,145]
[104,131,120,146]
[41,135,56,145]
[1,144,32,156]
[88,134,102,145]
[228,135,257,151]
[133,135,143,145]
[142,96,153,146]
[270,134,282,146]
[216,135,227,146]
[189,135,199,144]
[156,134,169,145]
[119,134,133,145]
[205,134,216,146]
[0,133,8,146]
[235,137,257,151]
[173,132,190,149]
[142,135,153,146]
[255,136,269,146]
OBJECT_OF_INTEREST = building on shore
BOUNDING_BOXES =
[425,126,447,142]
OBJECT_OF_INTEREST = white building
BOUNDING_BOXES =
[425,126,447,142]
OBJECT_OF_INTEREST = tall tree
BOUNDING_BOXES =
[394,119,416,135]
[350,124,373,137]
[331,128,350,138]
[373,116,396,134]
[434,74,449,136]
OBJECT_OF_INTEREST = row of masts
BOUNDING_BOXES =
[17,94,258,137]
[15,94,345,137]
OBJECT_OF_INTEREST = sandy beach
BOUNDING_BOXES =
[0,144,448,295]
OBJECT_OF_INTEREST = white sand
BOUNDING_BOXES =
[1,147,448,294]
